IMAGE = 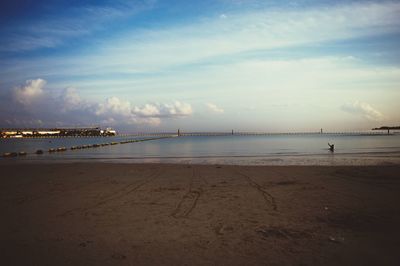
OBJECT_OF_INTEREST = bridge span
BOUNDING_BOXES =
[120,131,394,137]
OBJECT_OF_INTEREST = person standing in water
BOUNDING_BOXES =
[328,143,334,152]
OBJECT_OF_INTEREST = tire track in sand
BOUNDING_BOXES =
[58,168,162,217]
[235,169,278,211]
[171,167,203,218]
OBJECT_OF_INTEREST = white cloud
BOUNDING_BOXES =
[341,101,385,121]
[96,96,132,117]
[95,99,192,126]
[13,79,46,104]
[161,101,193,117]
[96,99,192,118]
[133,103,161,117]
[59,87,84,112]
[206,103,224,113]
[2,79,193,128]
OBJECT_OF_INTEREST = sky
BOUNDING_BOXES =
[0,0,399,132]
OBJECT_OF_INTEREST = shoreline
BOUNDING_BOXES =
[2,151,400,166]
[1,163,400,265]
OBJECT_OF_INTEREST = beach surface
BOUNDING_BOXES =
[1,163,400,265]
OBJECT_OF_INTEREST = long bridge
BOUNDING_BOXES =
[121,130,398,137]
[2,127,398,138]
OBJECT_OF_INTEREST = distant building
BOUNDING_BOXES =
[102,128,117,136]
[3,131,18,136]
[37,130,61,135]
[0,127,117,137]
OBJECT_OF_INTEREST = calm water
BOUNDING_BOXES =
[1,134,400,165]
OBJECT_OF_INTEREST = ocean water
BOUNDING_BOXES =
[1,134,400,165]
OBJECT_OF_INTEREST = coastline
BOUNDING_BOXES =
[1,163,400,265]
[2,134,400,166]
[2,150,400,165]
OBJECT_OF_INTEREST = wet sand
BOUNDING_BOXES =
[1,163,400,265]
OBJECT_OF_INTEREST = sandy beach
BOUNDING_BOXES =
[1,163,400,265]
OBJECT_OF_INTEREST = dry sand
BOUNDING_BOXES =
[1,163,400,265]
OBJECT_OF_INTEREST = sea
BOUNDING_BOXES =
[1,133,400,165]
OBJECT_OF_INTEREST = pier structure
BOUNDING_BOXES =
[372,126,400,135]
[122,130,395,137]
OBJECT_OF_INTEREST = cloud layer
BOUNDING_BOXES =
[341,101,385,121]
[3,1,400,85]
[13,78,46,104]
[206,103,224,113]
[0,79,192,129]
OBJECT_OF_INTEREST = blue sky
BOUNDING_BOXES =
[0,0,399,132]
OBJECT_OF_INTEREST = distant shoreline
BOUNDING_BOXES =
[2,151,400,166]
[2,131,399,139]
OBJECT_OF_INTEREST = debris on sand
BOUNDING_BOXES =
[329,236,345,243]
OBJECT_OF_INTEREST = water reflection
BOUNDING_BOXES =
[1,134,400,165]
